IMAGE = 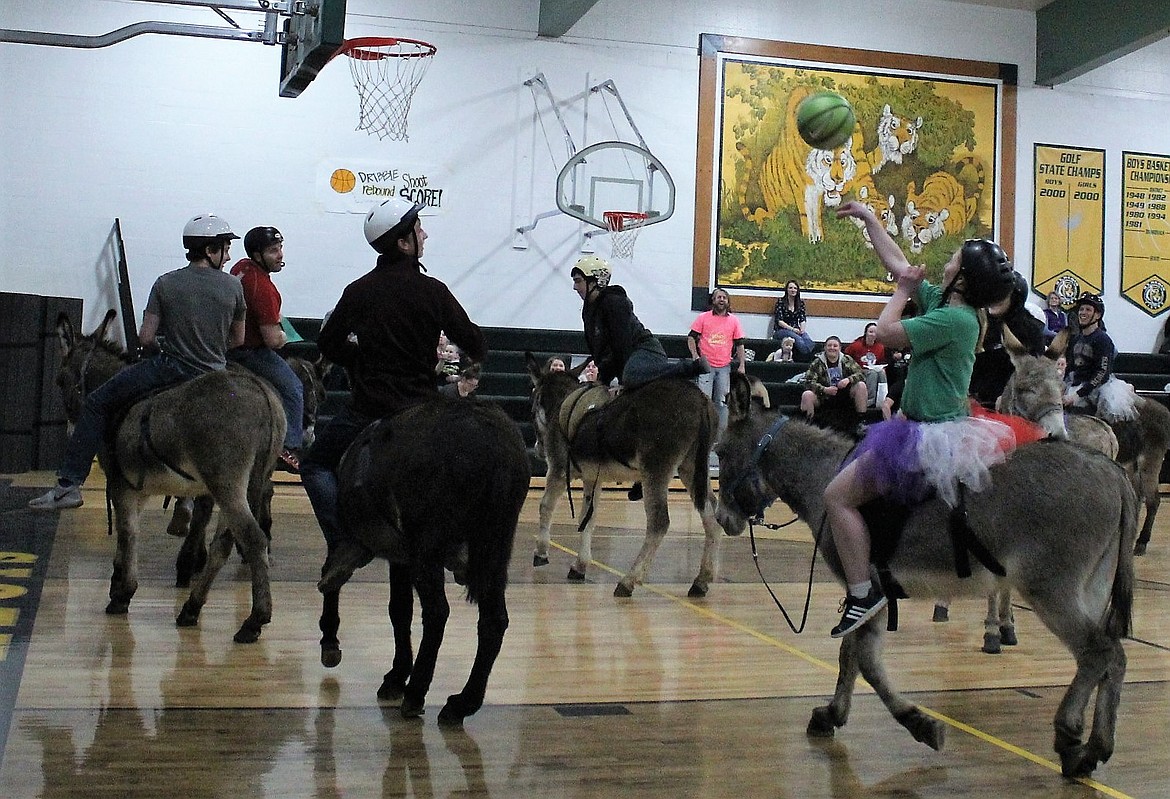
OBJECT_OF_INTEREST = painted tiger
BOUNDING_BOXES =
[868,104,923,175]
[848,175,897,249]
[901,158,986,253]
[738,87,862,243]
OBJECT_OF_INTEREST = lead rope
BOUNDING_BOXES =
[747,511,827,634]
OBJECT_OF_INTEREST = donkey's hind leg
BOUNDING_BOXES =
[107,490,147,615]
[401,562,450,719]
[682,456,721,598]
[615,472,672,597]
[377,562,415,702]
[439,566,509,725]
[569,476,601,581]
[534,468,567,568]
[1132,458,1161,555]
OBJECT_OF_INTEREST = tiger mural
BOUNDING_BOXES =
[737,87,862,243]
[867,104,923,175]
[901,158,986,254]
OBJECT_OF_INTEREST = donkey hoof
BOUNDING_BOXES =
[981,634,1002,654]
[1059,745,1097,779]
[931,604,949,623]
[400,696,425,719]
[377,679,406,703]
[175,601,201,627]
[999,626,1018,646]
[321,643,343,668]
[687,581,709,598]
[613,582,634,598]
[533,553,549,567]
[105,600,130,615]
[439,693,478,725]
[1134,540,1148,557]
[566,567,587,582]
[806,706,839,737]
[233,618,265,644]
[896,708,945,751]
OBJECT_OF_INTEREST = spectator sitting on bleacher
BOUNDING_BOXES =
[844,322,889,416]
[544,356,566,373]
[766,336,796,362]
[1043,291,1067,344]
[440,363,481,399]
[769,280,815,357]
[578,360,599,384]
[800,336,867,432]
[436,341,464,385]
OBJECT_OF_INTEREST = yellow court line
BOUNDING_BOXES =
[547,539,1133,798]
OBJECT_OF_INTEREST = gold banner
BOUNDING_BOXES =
[1031,144,1105,307]
[1121,151,1170,315]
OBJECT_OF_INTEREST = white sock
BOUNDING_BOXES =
[848,581,870,599]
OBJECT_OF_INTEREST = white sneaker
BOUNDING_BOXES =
[28,483,83,510]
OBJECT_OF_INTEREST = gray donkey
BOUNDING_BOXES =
[54,311,285,643]
[715,373,1136,780]
[526,353,722,597]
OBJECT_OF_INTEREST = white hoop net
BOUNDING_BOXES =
[604,212,648,260]
[341,37,436,141]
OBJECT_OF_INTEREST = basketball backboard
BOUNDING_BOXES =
[555,141,676,229]
[279,0,347,98]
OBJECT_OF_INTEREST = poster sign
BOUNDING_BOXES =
[317,160,448,215]
[1121,151,1170,315]
[1031,144,1105,306]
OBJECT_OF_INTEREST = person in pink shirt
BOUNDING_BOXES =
[688,288,746,433]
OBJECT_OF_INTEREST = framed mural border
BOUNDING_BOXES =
[692,34,1018,319]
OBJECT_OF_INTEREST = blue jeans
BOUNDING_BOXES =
[301,404,375,550]
[695,364,732,433]
[622,344,699,389]
[229,347,304,449]
[771,329,815,356]
[58,354,199,486]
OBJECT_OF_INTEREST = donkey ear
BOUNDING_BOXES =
[56,312,75,358]
[1045,327,1070,359]
[96,309,117,343]
[727,372,755,423]
[524,351,542,384]
[1001,324,1027,360]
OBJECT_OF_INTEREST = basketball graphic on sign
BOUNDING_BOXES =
[330,168,357,193]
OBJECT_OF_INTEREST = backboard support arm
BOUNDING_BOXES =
[0,1,313,49]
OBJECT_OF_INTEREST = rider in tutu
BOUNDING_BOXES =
[825,200,1041,638]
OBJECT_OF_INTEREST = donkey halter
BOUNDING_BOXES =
[724,413,792,525]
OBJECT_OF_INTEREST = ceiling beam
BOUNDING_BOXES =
[1036,0,1170,86]
[538,0,602,38]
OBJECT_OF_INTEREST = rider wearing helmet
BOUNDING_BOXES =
[571,255,710,389]
[820,200,1043,639]
[969,270,1046,409]
[302,198,485,556]
[228,225,304,472]
[1063,292,1132,420]
[31,214,247,510]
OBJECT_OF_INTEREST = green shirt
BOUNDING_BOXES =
[899,281,978,422]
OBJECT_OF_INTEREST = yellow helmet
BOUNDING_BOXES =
[571,255,612,288]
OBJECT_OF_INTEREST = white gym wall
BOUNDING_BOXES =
[2,0,1169,351]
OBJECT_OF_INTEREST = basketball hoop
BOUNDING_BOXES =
[604,211,648,260]
[337,37,436,141]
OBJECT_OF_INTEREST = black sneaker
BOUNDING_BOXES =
[830,587,887,638]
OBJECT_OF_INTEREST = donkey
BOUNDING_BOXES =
[715,373,1136,780]
[317,398,529,723]
[1002,332,1170,555]
[525,353,722,597]
[54,311,285,643]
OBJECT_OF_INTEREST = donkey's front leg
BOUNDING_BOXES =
[808,627,862,737]
[176,522,235,629]
[569,477,601,581]
[107,491,147,615]
[854,614,946,751]
[534,468,566,568]
[687,467,722,597]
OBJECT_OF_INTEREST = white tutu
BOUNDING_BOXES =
[1065,375,1138,423]
[916,416,1015,507]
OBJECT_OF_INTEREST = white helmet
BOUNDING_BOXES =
[571,255,612,288]
[364,198,424,253]
[182,213,239,250]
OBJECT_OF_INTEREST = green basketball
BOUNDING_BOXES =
[796,91,856,151]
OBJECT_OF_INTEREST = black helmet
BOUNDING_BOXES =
[957,239,1015,308]
[244,226,283,259]
[1075,292,1105,317]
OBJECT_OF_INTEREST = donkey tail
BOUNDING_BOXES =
[463,414,529,605]
[1107,480,1139,639]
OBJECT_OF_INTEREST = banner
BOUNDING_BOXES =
[1031,144,1105,306]
[1121,151,1170,315]
[317,160,449,215]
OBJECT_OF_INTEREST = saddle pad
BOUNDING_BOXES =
[558,384,613,442]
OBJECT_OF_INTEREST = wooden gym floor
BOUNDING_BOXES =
[1,469,1170,798]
